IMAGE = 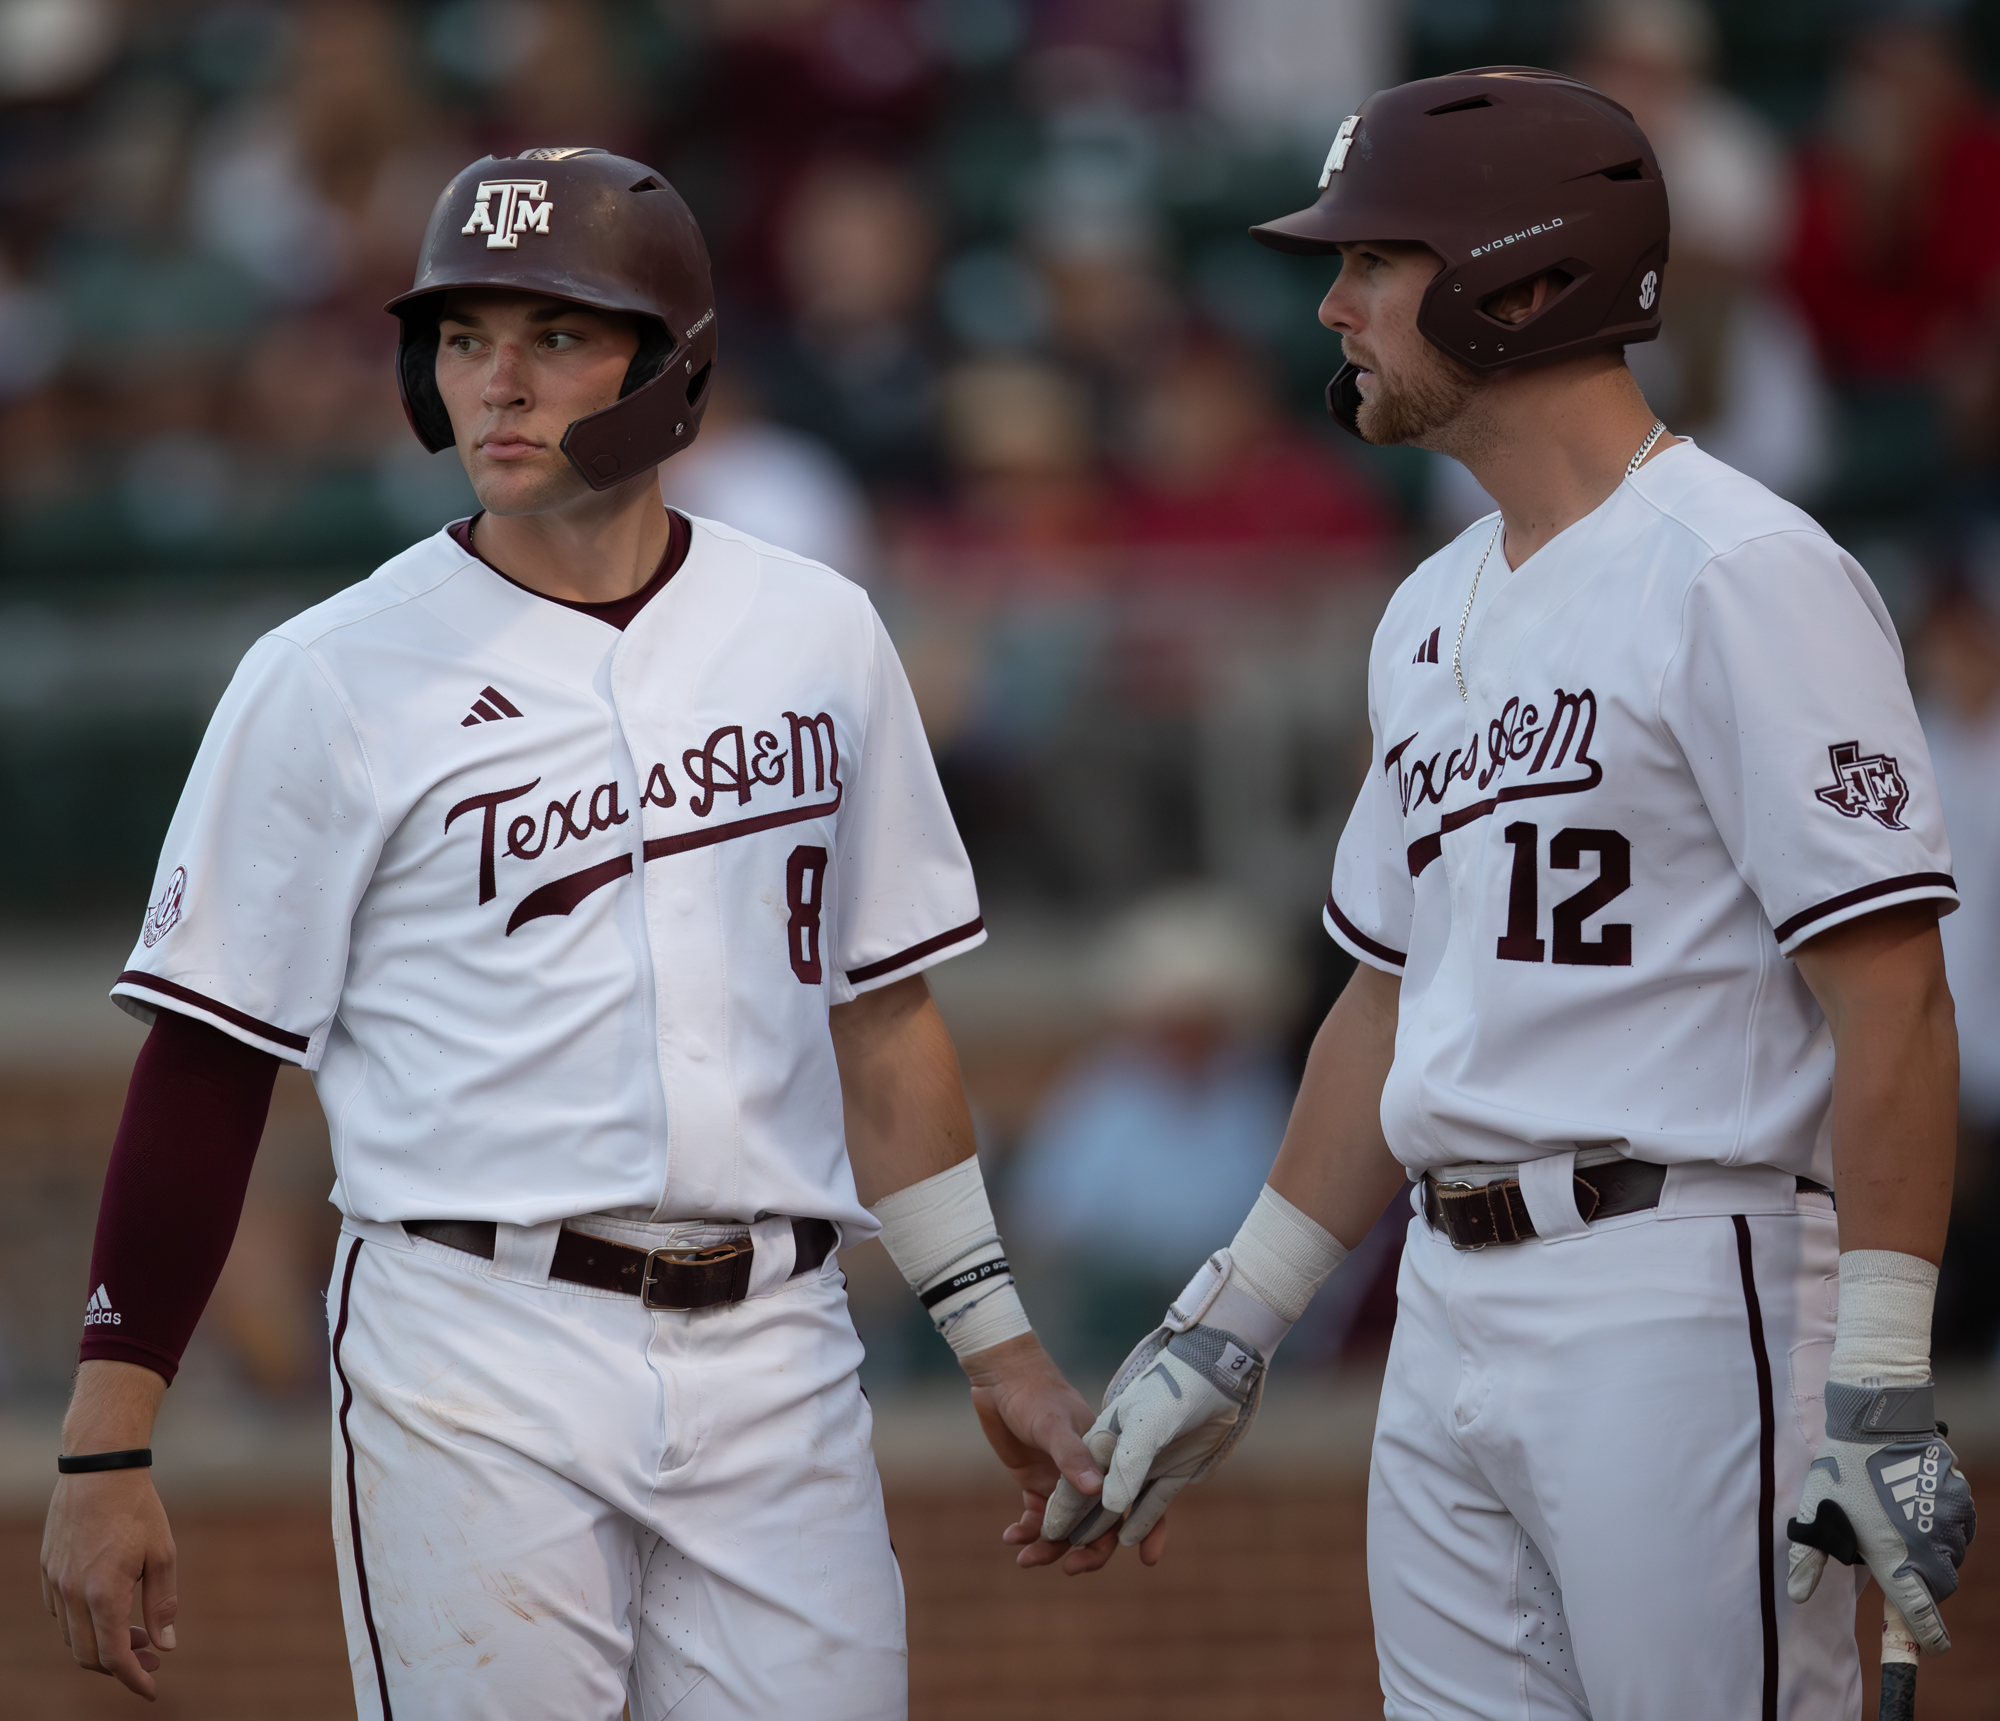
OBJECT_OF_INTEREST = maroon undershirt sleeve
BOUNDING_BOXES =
[78,1010,281,1384]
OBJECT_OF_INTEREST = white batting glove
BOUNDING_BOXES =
[1787,1382,1975,1652]
[1786,1251,1976,1654]
[1045,1322,1264,1547]
[1041,1186,1347,1549]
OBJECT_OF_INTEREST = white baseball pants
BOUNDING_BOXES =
[1370,1173,1863,1719]
[324,1218,906,1721]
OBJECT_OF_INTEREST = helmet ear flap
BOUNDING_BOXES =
[396,314,457,454]
[621,317,675,398]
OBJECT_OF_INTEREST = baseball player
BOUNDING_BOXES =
[1032,70,1979,1717]
[39,148,1105,1719]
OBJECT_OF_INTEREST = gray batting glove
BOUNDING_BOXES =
[1040,1322,1265,1549]
[1787,1382,1975,1653]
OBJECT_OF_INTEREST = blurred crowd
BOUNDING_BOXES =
[0,0,1404,582]
[15,0,2000,579]
[8,0,2000,1396]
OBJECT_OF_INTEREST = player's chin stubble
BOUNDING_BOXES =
[1355,341,1483,448]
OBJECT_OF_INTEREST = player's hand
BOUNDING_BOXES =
[1040,1323,1263,1556]
[1787,1386,1974,1653]
[960,1334,1155,1575]
[41,1468,179,1699]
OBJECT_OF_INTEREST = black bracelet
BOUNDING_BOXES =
[919,1256,1011,1309]
[57,1448,152,1475]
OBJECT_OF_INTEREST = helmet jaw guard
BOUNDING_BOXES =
[561,316,716,490]
[388,148,718,489]
[1325,362,1366,438]
[1252,68,1670,439]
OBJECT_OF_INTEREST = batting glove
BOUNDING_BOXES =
[1040,1186,1347,1549]
[1042,1319,1265,1548]
[1787,1381,1975,1652]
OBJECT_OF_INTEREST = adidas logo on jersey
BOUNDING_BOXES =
[83,1284,120,1327]
[1412,627,1441,664]
[1879,1447,1942,1533]
[462,686,525,727]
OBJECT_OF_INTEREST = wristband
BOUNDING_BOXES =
[58,1448,152,1474]
[1829,1250,1937,1389]
[1166,1186,1349,1358]
[870,1157,1032,1360]
[1229,1185,1348,1322]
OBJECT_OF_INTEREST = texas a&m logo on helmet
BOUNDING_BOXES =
[461,179,553,250]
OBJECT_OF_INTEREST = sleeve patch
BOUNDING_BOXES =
[141,868,186,948]
[1813,741,1910,830]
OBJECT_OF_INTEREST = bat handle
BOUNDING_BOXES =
[1879,1592,1919,1721]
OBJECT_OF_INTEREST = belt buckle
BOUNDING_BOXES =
[1428,1179,1489,1252]
[641,1237,752,1311]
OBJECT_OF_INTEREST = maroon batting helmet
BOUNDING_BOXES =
[1250,67,1669,436]
[386,147,717,490]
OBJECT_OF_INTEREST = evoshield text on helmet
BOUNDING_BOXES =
[387,147,718,490]
[1250,67,1670,437]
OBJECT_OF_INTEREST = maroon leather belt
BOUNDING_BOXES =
[1423,1161,1832,1250]
[405,1216,837,1311]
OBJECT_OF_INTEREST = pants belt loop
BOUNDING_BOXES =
[744,1214,798,1300]
[491,1219,563,1286]
[1518,1151,1591,1241]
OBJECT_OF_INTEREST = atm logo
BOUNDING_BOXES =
[1814,741,1909,831]
[461,180,553,249]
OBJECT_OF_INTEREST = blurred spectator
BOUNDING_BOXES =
[0,0,120,104]
[190,0,454,309]
[907,355,1115,555]
[748,154,945,493]
[1438,0,1830,533]
[1025,0,1188,110]
[1782,10,2000,517]
[1020,98,1181,401]
[234,307,408,467]
[479,0,640,157]
[1187,0,1398,151]
[700,0,943,311]
[659,367,875,576]
[1114,332,1391,561]
[1574,0,1827,499]
[1006,886,1298,1369]
[1786,12,2000,387]
[1914,572,2000,1360]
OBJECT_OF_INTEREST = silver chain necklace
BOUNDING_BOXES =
[1450,420,1667,704]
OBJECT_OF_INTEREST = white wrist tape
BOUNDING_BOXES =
[1829,1249,1937,1389]
[869,1156,1031,1360]
[1165,1186,1349,1358]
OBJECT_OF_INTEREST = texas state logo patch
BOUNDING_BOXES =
[1813,741,1909,831]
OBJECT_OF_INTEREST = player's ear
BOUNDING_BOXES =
[1481,269,1574,328]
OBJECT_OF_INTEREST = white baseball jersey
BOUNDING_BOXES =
[112,514,983,1234]
[1327,440,1955,1179]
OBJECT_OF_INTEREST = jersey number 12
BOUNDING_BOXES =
[1497,823,1632,966]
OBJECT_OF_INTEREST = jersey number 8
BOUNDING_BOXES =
[787,845,828,984]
